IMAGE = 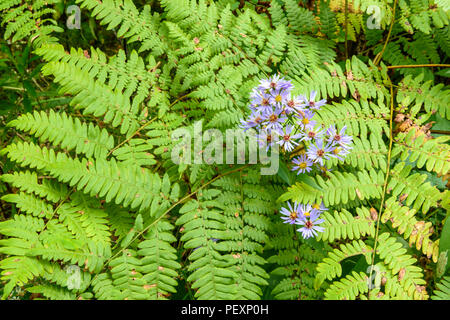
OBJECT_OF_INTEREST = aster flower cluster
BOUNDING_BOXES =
[280,201,327,239]
[240,75,354,239]
[240,75,353,173]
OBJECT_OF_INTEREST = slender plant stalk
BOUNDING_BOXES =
[344,0,348,61]
[374,0,398,66]
[387,64,450,69]
[368,74,395,294]
[430,130,450,135]
[106,117,157,157]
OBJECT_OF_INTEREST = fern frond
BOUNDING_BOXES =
[387,162,444,213]
[1,171,68,203]
[176,190,238,300]
[315,240,373,288]
[112,139,156,168]
[375,233,428,299]
[36,44,162,112]
[0,256,45,299]
[381,196,440,262]
[0,0,62,46]
[397,73,450,119]
[317,207,376,242]
[268,220,329,300]
[27,284,76,300]
[40,61,141,136]
[8,110,115,159]
[294,57,389,102]
[280,168,384,206]
[392,128,450,176]
[138,219,181,299]
[75,0,167,55]
[1,192,54,219]
[323,271,370,300]
[432,276,450,300]
[2,142,178,214]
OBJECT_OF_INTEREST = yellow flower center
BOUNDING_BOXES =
[290,212,297,220]
[333,148,340,154]
[299,162,307,169]
[302,118,309,125]
[269,114,278,122]
[304,211,310,217]
[312,203,320,210]
[275,95,282,102]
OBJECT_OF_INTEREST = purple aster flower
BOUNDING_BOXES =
[258,75,293,93]
[280,201,301,224]
[263,107,286,131]
[295,210,325,239]
[275,125,303,152]
[301,90,327,111]
[250,90,273,113]
[258,74,282,92]
[311,201,328,212]
[306,139,333,165]
[298,204,320,220]
[329,145,351,161]
[278,78,294,91]
[239,110,264,131]
[292,154,313,174]
[303,125,325,142]
[285,96,297,114]
[326,125,353,149]
[270,88,290,108]
[285,94,306,115]
[295,109,317,129]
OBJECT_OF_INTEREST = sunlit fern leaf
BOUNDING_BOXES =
[317,207,376,242]
[432,276,450,300]
[392,128,450,176]
[381,196,440,262]
[8,110,115,159]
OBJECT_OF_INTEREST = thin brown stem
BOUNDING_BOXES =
[387,64,450,69]
[106,117,157,157]
[374,0,398,66]
[430,130,450,135]
[344,0,348,61]
[368,75,395,294]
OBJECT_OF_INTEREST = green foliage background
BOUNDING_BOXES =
[0,0,449,300]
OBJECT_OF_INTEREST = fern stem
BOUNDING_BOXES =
[430,130,450,135]
[374,0,398,66]
[1,86,25,91]
[344,0,348,61]
[387,64,450,69]
[368,75,395,293]
[106,117,157,157]
[42,189,74,230]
